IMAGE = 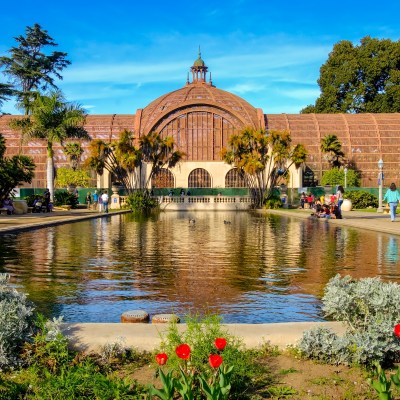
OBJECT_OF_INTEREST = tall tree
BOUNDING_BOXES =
[0,23,70,113]
[0,134,35,203]
[86,130,184,194]
[139,131,185,189]
[320,134,345,168]
[9,91,89,199]
[222,128,307,207]
[301,37,400,113]
[87,130,142,192]
[0,83,14,113]
[63,142,84,171]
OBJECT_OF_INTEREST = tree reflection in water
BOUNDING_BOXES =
[0,213,399,323]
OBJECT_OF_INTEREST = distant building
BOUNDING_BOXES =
[1,52,399,189]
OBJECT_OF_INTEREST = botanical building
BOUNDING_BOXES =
[1,53,400,189]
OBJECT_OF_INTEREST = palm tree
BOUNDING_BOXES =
[139,131,185,190]
[320,134,345,168]
[86,130,184,194]
[222,128,307,207]
[63,142,84,171]
[10,91,90,199]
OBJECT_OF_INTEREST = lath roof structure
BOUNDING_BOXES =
[1,54,399,187]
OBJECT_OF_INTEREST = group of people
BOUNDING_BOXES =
[32,189,52,212]
[168,189,191,197]
[85,190,109,213]
[301,185,345,220]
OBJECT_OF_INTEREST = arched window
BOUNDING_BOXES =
[188,168,211,188]
[225,168,246,188]
[151,168,175,188]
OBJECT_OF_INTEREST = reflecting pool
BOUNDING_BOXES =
[1,212,399,323]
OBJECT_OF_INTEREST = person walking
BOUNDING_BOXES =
[383,182,400,222]
[92,190,98,211]
[101,191,109,213]
[336,185,345,212]
[85,192,92,210]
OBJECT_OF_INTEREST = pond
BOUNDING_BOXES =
[1,212,399,323]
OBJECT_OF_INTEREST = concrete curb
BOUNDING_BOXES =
[0,210,131,235]
[62,321,347,353]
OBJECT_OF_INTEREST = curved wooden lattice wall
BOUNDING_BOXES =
[1,112,400,188]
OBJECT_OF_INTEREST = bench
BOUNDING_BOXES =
[0,208,9,215]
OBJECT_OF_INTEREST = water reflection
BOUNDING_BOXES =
[386,237,399,265]
[1,212,399,323]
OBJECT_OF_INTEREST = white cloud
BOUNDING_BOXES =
[276,88,321,100]
[225,82,266,94]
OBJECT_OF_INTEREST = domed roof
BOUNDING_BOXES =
[138,83,262,135]
[192,47,206,67]
[193,55,205,67]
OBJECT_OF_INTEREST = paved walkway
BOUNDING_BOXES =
[0,208,130,234]
[262,208,400,236]
[1,206,396,352]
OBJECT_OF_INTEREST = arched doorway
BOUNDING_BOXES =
[151,168,175,188]
[188,168,211,187]
[225,168,246,188]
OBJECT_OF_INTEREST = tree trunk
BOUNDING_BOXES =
[47,156,55,201]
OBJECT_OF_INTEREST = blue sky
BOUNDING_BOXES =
[1,0,400,115]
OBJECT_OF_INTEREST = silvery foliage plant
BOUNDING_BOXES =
[0,273,36,370]
[298,274,400,365]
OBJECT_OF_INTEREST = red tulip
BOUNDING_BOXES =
[394,324,400,338]
[176,344,191,360]
[209,354,223,368]
[214,338,227,351]
[155,353,168,365]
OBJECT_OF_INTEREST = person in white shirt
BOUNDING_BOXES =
[101,191,109,213]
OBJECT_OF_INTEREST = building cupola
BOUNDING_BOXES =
[188,47,213,86]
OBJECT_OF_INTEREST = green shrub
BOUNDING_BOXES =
[345,190,378,209]
[264,192,282,209]
[298,275,400,366]
[158,314,263,399]
[28,361,136,399]
[55,167,90,188]
[0,274,36,370]
[25,316,72,373]
[18,316,145,399]
[54,191,78,208]
[125,190,157,212]
[321,168,360,186]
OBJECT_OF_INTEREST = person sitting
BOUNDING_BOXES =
[2,197,15,215]
[331,205,342,219]
[317,204,331,219]
[310,203,323,217]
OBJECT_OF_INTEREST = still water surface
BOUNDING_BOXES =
[1,212,399,323]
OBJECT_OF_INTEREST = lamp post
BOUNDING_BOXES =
[344,167,348,189]
[377,158,384,213]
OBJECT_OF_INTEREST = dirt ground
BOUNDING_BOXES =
[265,354,375,399]
[130,351,379,399]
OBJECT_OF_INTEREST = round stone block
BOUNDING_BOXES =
[341,198,352,212]
[152,314,180,324]
[13,200,28,215]
[120,310,149,323]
